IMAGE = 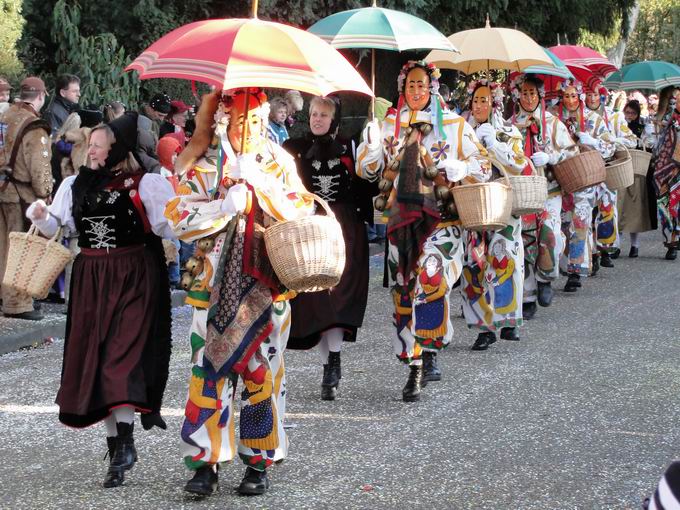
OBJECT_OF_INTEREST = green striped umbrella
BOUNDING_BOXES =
[604,61,680,90]
[522,48,575,79]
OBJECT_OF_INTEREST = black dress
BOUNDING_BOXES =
[283,135,376,349]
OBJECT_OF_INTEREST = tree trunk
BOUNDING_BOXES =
[608,0,641,67]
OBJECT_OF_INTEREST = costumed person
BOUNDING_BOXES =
[618,99,658,257]
[582,84,637,264]
[356,60,487,402]
[165,89,314,496]
[652,87,680,260]
[555,79,608,290]
[24,113,175,488]
[509,74,573,319]
[460,79,527,348]
[283,95,375,401]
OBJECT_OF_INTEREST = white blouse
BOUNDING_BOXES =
[33,173,176,240]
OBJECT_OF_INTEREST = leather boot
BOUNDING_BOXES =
[536,282,554,307]
[564,274,581,292]
[422,351,442,383]
[666,245,678,260]
[591,255,600,276]
[238,467,270,495]
[103,423,137,488]
[471,332,496,351]
[402,364,422,402]
[185,464,219,496]
[600,252,614,268]
[321,351,341,401]
[628,246,639,258]
[500,327,520,341]
[522,302,537,320]
[610,248,621,259]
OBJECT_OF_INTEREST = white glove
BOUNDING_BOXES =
[577,132,598,147]
[440,159,468,183]
[530,151,550,167]
[26,199,49,222]
[229,153,265,188]
[362,120,381,151]
[475,123,496,149]
[221,183,249,216]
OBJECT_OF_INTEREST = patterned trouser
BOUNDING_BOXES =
[387,224,464,363]
[461,216,524,331]
[180,300,290,472]
[561,187,596,275]
[0,203,33,314]
[594,183,619,252]
[522,194,564,304]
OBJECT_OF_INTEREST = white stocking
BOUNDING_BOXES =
[630,232,640,248]
[318,327,344,363]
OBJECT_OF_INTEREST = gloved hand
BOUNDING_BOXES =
[475,123,497,149]
[440,159,468,183]
[26,199,49,222]
[577,132,599,147]
[362,120,382,151]
[221,183,250,215]
[530,151,550,167]
[229,153,265,188]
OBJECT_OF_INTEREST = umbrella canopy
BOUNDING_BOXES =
[549,44,618,79]
[425,19,553,74]
[126,18,373,97]
[522,48,575,79]
[307,6,456,52]
[604,60,680,90]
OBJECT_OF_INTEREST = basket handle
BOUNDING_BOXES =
[307,193,336,219]
[525,157,545,177]
[26,224,63,243]
[613,141,631,160]
[486,155,511,188]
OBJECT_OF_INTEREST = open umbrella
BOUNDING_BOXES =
[425,17,553,74]
[549,44,618,80]
[126,17,373,97]
[308,1,456,116]
[522,48,575,79]
[604,60,680,90]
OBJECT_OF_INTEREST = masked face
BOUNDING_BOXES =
[472,86,491,124]
[520,82,540,112]
[563,86,581,113]
[227,93,265,154]
[585,91,601,111]
[404,67,430,111]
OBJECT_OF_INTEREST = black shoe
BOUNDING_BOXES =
[402,364,422,402]
[238,467,270,496]
[628,246,639,258]
[185,465,219,496]
[471,332,497,351]
[591,255,600,276]
[422,351,441,383]
[3,310,44,321]
[665,246,678,260]
[103,423,137,488]
[600,253,614,268]
[536,282,554,307]
[522,302,537,320]
[500,327,520,341]
[564,274,581,292]
[610,248,621,259]
[321,351,341,401]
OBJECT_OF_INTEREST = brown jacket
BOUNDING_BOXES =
[0,102,52,204]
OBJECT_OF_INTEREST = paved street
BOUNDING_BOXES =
[0,232,679,509]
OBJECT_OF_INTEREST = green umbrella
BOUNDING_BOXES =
[308,2,457,116]
[522,48,575,79]
[604,60,680,90]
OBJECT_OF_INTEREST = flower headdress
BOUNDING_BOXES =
[509,73,545,103]
[466,79,505,127]
[557,79,586,132]
[394,60,445,140]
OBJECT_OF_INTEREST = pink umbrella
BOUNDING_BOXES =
[549,44,618,80]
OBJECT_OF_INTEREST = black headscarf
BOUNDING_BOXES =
[72,112,141,224]
[305,95,345,161]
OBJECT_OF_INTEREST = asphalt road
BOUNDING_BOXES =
[0,232,678,510]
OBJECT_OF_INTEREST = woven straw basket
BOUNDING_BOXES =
[452,161,512,231]
[2,226,73,299]
[504,158,548,216]
[629,148,652,176]
[553,148,606,194]
[264,195,346,293]
[605,144,634,191]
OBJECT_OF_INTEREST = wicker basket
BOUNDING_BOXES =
[605,144,634,191]
[452,162,512,231]
[500,158,548,216]
[2,226,73,299]
[264,195,346,293]
[553,148,606,194]
[629,148,652,176]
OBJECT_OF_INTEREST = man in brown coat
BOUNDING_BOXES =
[0,77,53,320]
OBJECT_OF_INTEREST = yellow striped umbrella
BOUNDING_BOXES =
[126,18,373,97]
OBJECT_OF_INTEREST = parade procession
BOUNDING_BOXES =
[1,0,680,508]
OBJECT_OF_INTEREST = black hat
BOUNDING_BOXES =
[149,93,171,114]
[106,112,139,169]
[79,109,103,128]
